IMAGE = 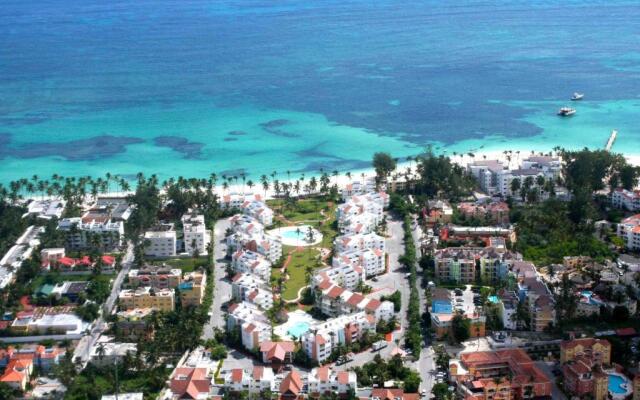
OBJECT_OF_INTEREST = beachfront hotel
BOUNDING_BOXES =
[58,217,124,251]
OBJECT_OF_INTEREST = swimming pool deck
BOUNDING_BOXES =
[268,225,323,247]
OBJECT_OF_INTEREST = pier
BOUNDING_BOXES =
[605,130,618,151]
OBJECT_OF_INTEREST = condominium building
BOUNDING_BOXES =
[308,366,357,397]
[513,261,556,332]
[224,366,276,394]
[611,188,640,211]
[144,224,177,257]
[434,247,520,284]
[182,213,211,256]
[302,312,375,363]
[118,287,175,311]
[334,232,385,254]
[231,273,273,310]
[58,217,124,251]
[314,280,394,322]
[560,338,612,400]
[333,248,385,278]
[449,349,552,400]
[179,271,206,307]
[128,265,182,289]
[227,302,271,351]
[617,214,640,250]
[314,264,364,291]
[457,201,510,225]
[231,249,272,281]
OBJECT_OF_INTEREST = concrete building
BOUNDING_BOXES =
[144,224,177,257]
[128,265,182,289]
[118,287,175,311]
[617,214,640,250]
[308,366,357,397]
[449,349,552,400]
[231,249,271,281]
[168,366,211,400]
[231,273,273,310]
[179,270,207,307]
[182,213,211,256]
[560,338,611,400]
[334,232,385,254]
[224,366,276,394]
[301,312,375,363]
[434,247,520,284]
[611,188,640,211]
[10,307,89,335]
[58,217,124,251]
[89,337,137,367]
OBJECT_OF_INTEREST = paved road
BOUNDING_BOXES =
[411,220,436,395]
[73,242,134,366]
[202,218,232,339]
[535,361,567,400]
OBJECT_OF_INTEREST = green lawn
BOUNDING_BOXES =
[162,256,210,273]
[273,248,320,301]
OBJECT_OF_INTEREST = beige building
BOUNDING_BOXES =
[118,287,175,311]
[179,270,207,307]
[128,265,182,289]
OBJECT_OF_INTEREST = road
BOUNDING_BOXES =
[410,219,436,395]
[202,218,232,339]
[73,242,134,366]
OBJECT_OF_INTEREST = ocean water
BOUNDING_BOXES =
[1,1,640,183]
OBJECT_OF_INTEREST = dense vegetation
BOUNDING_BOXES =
[352,354,421,393]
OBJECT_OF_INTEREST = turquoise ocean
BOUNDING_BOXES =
[1,1,640,183]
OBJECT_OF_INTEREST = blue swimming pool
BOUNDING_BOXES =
[488,295,499,304]
[282,229,304,240]
[287,321,310,338]
[582,290,604,305]
[432,300,453,314]
[608,373,628,395]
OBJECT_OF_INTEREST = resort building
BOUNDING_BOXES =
[307,366,357,397]
[611,188,640,211]
[231,249,271,281]
[128,265,182,289]
[227,302,271,351]
[259,341,295,367]
[333,248,386,278]
[340,179,376,200]
[224,366,276,394]
[522,155,562,178]
[467,160,508,196]
[118,287,175,311]
[301,312,375,363]
[182,213,211,256]
[314,280,394,322]
[440,225,517,245]
[449,349,552,400]
[87,196,134,222]
[560,338,612,400]
[434,247,520,284]
[0,345,64,373]
[179,270,207,307]
[369,389,420,400]
[25,198,66,220]
[143,224,177,257]
[617,214,640,250]
[58,217,124,251]
[231,273,273,310]
[314,264,364,292]
[168,366,211,400]
[226,218,282,263]
[334,232,385,254]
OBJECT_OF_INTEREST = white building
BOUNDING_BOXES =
[308,366,358,396]
[224,366,276,394]
[334,248,386,278]
[25,199,66,220]
[334,232,385,253]
[302,312,375,363]
[226,215,282,263]
[89,337,136,367]
[314,264,364,291]
[231,273,273,310]
[231,249,272,281]
[611,188,640,211]
[144,225,177,258]
[341,178,376,200]
[617,214,640,250]
[227,301,271,350]
[182,213,211,256]
[58,217,124,251]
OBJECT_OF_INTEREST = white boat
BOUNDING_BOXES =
[571,92,584,101]
[557,107,576,116]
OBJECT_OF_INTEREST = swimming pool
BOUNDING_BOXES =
[269,225,322,246]
[581,290,604,305]
[287,321,310,338]
[432,300,453,314]
[608,373,632,398]
[488,295,499,304]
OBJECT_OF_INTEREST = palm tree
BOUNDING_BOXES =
[246,180,254,193]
